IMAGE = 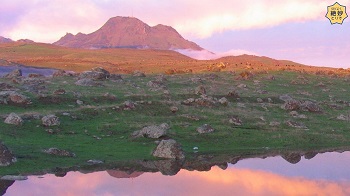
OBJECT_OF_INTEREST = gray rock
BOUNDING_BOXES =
[43,148,75,157]
[147,81,164,88]
[42,115,60,127]
[52,70,67,77]
[152,139,185,159]
[1,175,27,181]
[0,142,17,166]
[4,113,23,126]
[0,91,31,106]
[133,123,170,139]
[197,124,214,134]
[124,100,136,110]
[281,99,301,111]
[170,106,179,113]
[87,160,104,165]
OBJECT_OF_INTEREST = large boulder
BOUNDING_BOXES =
[43,148,75,157]
[4,113,23,126]
[4,69,22,78]
[0,142,17,166]
[0,91,31,106]
[197,124,214,134]
[80,67,110,81]
[281,99,301,111]
[132,123,170,139]
[42,115,60,126]
[152,139,185,159]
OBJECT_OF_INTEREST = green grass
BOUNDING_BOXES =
[1,71,350,175]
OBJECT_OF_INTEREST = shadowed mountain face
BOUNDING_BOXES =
[0,36,13,44]
[54,16,203,50]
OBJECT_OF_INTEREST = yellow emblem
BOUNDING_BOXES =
[326,2,348,24]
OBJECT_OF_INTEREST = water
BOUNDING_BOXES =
[0,65,57,77]
[3,151,350,196]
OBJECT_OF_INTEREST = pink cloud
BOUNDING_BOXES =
[1,0,343,42]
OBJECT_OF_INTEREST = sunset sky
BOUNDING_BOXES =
[1,0,349,67]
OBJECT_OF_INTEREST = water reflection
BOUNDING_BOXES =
[4,152,350,196]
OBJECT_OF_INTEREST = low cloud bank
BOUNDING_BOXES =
[176,49,258,60]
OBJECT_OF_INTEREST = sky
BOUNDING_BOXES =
[1,0,349,68]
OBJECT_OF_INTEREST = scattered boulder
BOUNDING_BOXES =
[269,121,281,127]
[227,90,240,97]
[279,94,293,102]
[300,101,322,113]
[52,70,67,77]
[133,70,146,77]
[237,83,247,88]
[257,98,263,103]
[109,74,123,81]
[289,111,307,119]
[4,69,22,78]
[4,113,23,126]
[53,89,66,95]
[218,97,228,105]
[195,86,206,95]
[43,148,75,157]
[123,100,136,110]
[132,123,170,139]
[75,78,100,87]
[337,114,350,121]
[170,106,178,113]
[152,139,185,159]
[42,114,60,127]
[0,91,31,106]
[197,124,214,134]
[147,80,164,88]
[285,120,307,129]
[155,75,167,82]
[0,142,17,166]
[28,73,44,78]
[281,99,301,111]
[266,75,276,80]
[229,116,242,126]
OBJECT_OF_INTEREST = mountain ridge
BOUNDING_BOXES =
[54,16,203,51]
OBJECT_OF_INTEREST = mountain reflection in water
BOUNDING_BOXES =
[4,151,350,196]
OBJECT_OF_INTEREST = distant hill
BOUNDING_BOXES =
[54,16,203,51]
[0,36,13,44]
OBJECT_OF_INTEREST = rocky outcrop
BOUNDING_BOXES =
[152,139,185,159]
[0,142,16,166]
[4,113,23,126]
[3,69,22,78]
[42,115,60,126]
[132,123,170,139]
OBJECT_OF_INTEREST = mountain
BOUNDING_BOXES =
[54,16,203,50]
[0,36,13,44]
